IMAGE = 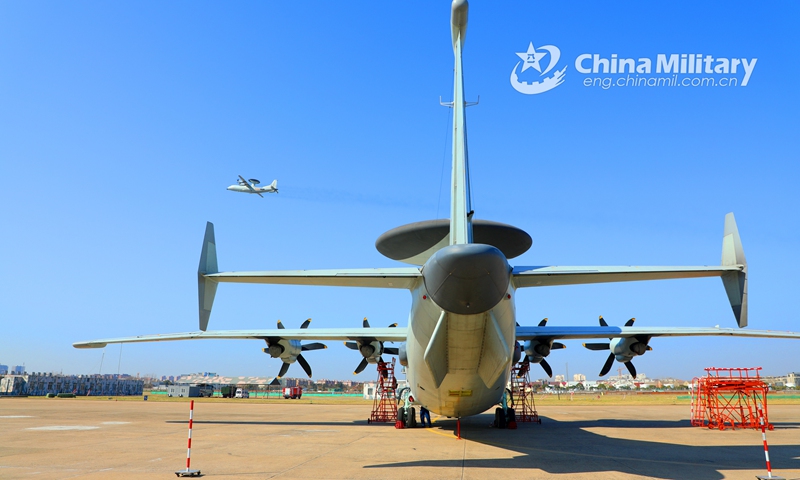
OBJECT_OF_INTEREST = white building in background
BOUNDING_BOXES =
[573,373,586,382]
[363,379,408,400]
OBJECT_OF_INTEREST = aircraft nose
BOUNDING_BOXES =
[422,244,510,314]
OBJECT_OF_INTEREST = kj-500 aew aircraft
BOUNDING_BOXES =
[76,0,800,420]
[227,175,278,197]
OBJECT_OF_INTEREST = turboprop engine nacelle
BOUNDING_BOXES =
[398,343,408,367]
[609,337,650,362]
[358,340,384,363]
[524,340,552,359]
[263,339,302,364]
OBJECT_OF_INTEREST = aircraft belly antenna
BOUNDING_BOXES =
[449,0,472,246]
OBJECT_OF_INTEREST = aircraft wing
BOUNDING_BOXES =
[73,327,407,349]
[514,325,800,341]
[238,174,263,197]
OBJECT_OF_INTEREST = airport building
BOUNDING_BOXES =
[0,373,143,396]
[0,365,26,375]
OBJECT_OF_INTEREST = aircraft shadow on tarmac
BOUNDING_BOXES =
[362,413,800,480]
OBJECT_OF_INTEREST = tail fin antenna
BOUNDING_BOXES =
[198,222,219,331]
[720,213,748,327]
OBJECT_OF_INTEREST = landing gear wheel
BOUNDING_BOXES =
[407,407,417,428]
[397,407,406,427]
[494,407,506,429]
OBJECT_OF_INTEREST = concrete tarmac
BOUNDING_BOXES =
[1,398,799,479]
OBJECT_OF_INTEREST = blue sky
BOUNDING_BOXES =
[1,1,798,382]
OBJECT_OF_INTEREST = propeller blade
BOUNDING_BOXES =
[647,345,653,351]
[624,361,637,379]
[270,377,281,386]
[598,316,608,327]
[540,358,553,378]
[552,342,566,350]
[354,358,369,374]
[277,362,290,378]
[344,342,359,350]
[388,323,397,328]
[583,342,610,351]
[599,352,615,376]
[516,322,520,327]
[383,347,399,355]
[296,354,313,378]
[301,342,326,351]
[538,318,548,327]
[624,318,636,327]
[300,318,311,329]
[277,320,285,330]
[362,318,370,328]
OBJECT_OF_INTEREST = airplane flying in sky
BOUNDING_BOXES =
[227,175,278,197]
[75,0,800,421]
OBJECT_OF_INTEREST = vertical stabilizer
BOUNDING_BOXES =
[720,213,748,327]
[449,0,472,245]
[198,222,219,331]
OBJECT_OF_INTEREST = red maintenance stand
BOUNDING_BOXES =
[510,361,540,424]
[691,367,771,431]
[368,358,398,424]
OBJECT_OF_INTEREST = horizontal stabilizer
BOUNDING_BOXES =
[198,222,219,331]
[720,213,748,327]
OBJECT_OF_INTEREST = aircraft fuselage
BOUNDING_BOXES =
[227,185,276,194]
[406,244,516,418]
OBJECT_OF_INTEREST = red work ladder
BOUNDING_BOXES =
[368,358,398,423]
[510,362,541,423]
[691,367,771,430]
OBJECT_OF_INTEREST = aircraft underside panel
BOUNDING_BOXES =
[408,284,516,418]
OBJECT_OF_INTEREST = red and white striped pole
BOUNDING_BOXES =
[175,400,201,477]
[756,407,784,480]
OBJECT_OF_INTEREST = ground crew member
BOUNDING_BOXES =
[419,405,432,427]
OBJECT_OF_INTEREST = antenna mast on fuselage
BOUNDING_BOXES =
[449,0,472,246]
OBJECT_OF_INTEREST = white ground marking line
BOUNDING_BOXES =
[26,426,100,431]
[0,415,33,418]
